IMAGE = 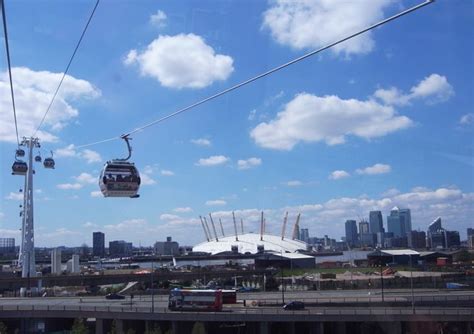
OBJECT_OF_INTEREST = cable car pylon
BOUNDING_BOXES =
[13,137,55,296]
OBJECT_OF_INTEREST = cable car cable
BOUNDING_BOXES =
[32,0,100,138]
[1,0,20,147]
[75,0,434,150]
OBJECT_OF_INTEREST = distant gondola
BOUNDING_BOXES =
[43,151,55,169]
[12,161,27,175]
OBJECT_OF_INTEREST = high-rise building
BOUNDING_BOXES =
[93,232,105,257]
[109,240,132,257]
[300,229,309,243]
[359,221,369,234]
[468,235,474,249]
[154,237,179,255]
[467,228,474,237]
[445,231,460,248]
[345,220,358,247]
[387,207,406,237]
[0,238,15,254]
[51,248,62,275]
[369,211,384,234]
[408,230,426,249]
[399,209,412,233]
[67,254,80,273]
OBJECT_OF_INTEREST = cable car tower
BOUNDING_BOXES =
[12,137,54,296]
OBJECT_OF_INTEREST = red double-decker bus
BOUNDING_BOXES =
[168,289,223,311]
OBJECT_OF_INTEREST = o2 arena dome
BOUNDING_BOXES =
[192,212,308,255]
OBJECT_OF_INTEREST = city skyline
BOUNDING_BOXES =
[0,1,472,247]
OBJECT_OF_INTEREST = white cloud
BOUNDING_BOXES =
[410,74,454,103]
[55,144,77,157]
[356,163,391,175]
[262,0,392,56]
[0,228,20,238]
[459,113,473,125]
[55,144,102,164]
[251,93,412,150]
[0,67,100,143]
[382,188,400,197]
[82,221,98,228]
[141,173,157,185]
[160,214,181,221]
[105,218,148,232]
[124,33,234,89]
[74,172,97,184]
[90,190,102,198]
[237,157,262,170]
[285,180,303,187]
[80,149,102,163]
[173,207,193,213]
[248,109,257,121]
[191,138,212,146]
[329,170,350,180]
[57,183,83,190]
[205,199,227,206]
[195,155,229,167]
[374,74,454,106]
[161,170,174,176]
[5,192,23,200]
[149,10,167,27]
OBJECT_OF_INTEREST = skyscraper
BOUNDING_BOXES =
[300,229,309,243]
[359,221,369,234]
[345,220,358,247]
[93,232,105,257]
[369,211,384,234]
[399,208,412,233]
[387,207,406,237]
[51,248,62,275]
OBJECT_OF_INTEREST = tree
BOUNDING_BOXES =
[0,322,8,334]
[191,322,206,334]
[126,329,136,334]
[145,324,163,334]
[71,318,87,334]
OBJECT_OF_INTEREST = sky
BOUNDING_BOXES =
[0,0,473,248]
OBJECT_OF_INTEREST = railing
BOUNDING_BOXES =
[0,304,473,317]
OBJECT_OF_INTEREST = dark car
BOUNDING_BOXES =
[283,301,305,310]
[105,293,126,300]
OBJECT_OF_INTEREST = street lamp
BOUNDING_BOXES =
[379,263,384,303]
[410,254,415,314]
[150,260,154,313]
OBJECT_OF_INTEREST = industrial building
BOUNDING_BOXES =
[367,249,420,266]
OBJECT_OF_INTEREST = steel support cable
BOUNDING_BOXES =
[32,0,100,138]
[1,0,20,146]
[75,0,434,149]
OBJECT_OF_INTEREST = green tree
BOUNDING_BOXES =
[145,324,163,334]
[191,322,206,334]
[0,322,8,334]
[108,320,117,334]
[71,318,87,334]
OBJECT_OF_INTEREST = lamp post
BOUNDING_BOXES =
[151,260,154,313]
[410,254,415,314]
[380,263,384,303]
[281,266,285,304]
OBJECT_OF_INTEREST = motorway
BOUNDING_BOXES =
[1,288,473,309]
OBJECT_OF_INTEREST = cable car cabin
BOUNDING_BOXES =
[12,161,27,175]
[35,155,42,162]
[43,158,55,169]
[43,158,54,169]
[168,289,223,311]
[99,161,141,198]
[16,149,25,157]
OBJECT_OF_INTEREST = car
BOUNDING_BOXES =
[105,293,126,300]
[283,301,305,310]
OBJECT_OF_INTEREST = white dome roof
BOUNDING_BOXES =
[193,232,308,255]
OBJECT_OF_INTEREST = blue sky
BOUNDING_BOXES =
[1,0,473,247]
